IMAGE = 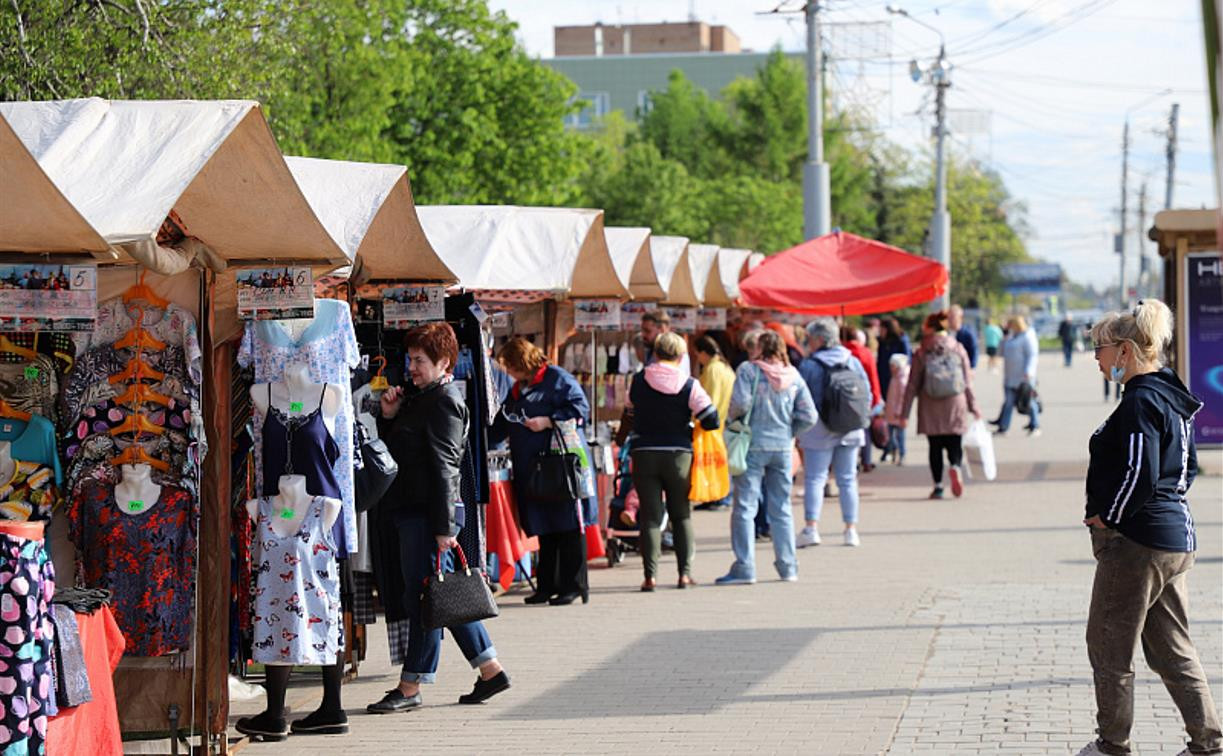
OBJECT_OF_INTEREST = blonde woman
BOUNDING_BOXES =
[993,315,1040,437]
[1077,299,1220,756]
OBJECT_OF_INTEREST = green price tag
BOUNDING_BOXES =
[289,401,304,413]
[280,507,295,520]
[128,500,144,512]
[23,366,39,380]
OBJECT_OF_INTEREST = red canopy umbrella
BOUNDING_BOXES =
[737,230,948,315]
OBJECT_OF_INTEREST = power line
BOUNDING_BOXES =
[957,0,1123,65]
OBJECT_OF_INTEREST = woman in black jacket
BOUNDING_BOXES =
[367,323,510,714]
[1077,299,1220,756]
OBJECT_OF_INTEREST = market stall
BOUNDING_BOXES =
[1150,209,1223,449]
[0,97,357,753]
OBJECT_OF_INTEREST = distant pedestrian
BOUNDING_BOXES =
[876,317,912,400]
[948,305,979,369]
[1076,299,1221,756]
[993,316,1041,437]
[716,331,816,584]
[641,310,691,375]
[841,326,884,473]
[1059,314,1076,367]
[797,319,871,548]
[694,335,735,512]
[883,354,910,465]
[983,319,1003,373]
[900,311,979,499]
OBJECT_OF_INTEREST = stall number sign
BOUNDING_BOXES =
[237,268,314,321]
[664,307,696,333]
[697,308,727,330]
[575,299,621,331]
[620,301,658,331]
[0,264,97,332]
[382,285,445,329]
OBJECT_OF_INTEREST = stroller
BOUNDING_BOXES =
[604,438,667,568]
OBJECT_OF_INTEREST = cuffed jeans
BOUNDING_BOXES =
[801,445,859,525]
[729,449,797,580]
[1086,528,1222,755]
[393,512,496,684]
[998,386,1040,431]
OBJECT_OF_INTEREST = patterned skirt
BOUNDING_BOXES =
[0,533,56,755]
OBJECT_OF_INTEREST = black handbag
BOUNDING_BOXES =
[421,545,499,630]
[1016,381,1037,416]
[524,425,583,504]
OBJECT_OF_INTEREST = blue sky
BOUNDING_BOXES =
[488,0,1213,290]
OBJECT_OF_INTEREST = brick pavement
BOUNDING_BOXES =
[232,353,1222,755]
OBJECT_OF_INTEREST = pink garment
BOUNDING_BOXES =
[884,362,910,425]
[750,359,800,391]
[643,362,714,414]
[900,332,978,436]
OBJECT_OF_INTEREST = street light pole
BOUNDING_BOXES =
[1118,120,1129,309]
[803,1,831,240]
[888,5,950,310]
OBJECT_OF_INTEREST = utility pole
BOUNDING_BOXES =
[1118,121,1129,309]
[1136,182,1148,298]
[803,1,831,240]
[930,45,951,312]
[1165,103,1179,209]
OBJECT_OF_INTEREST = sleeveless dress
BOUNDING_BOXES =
[251,496,341,665]
[260,384,341,503]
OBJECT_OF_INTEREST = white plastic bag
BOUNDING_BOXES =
[963,419,997,481]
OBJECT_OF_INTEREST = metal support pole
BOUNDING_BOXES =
[1118,121,1130,309]
[1165,103,1179,209]
[802,1,831,240]
[930,45,951,311]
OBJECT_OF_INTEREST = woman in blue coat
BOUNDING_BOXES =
[491,336,592,607]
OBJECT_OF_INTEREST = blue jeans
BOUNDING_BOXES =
[801,445,860,525]
[729,449,797,579]
[393,513,497,684]
[887,424,906,459]
[998,386,1040,432]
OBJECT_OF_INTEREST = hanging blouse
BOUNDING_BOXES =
[238,299,360,556]
[62,398,192,462]
[0,414,62,485]
[59,344,195,432]
[251,496,341,665]
[72,298,202,386]
[0,461,59,521]
[0,533,56,755]
[61,437,196,507]
[68,481,196,657]
[0,354,62,427]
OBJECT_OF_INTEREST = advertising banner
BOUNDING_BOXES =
[0,264,97,331]
[574,299,622,331]
[664,306,696,333]
[237,267,314,321]
[382,285,445,329]
[1185,252,1223,447]
[1001,263,1062,295]
[620,301,657,331]
[697,308,727,330]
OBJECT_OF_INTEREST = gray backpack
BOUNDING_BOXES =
[924,346,965,399]
[820,361,872,434]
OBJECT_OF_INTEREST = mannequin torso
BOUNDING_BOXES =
[246,474,341,539]
[114,463,162,516]
[251,363,342,439]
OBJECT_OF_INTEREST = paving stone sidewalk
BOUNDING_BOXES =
[232,354,1222,755]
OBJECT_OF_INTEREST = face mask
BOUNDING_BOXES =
[1109,349,1126,383]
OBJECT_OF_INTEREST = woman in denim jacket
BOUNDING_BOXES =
[716,331,816,585]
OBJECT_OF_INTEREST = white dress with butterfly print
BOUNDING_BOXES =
[251,496,342,665]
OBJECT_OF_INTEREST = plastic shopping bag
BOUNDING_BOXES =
[963,419,997,481]
[551,419,597,499]
[689,426,731,502]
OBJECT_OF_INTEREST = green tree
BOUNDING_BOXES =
[586,141,709,240]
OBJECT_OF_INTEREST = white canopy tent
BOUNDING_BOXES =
[604,226,664,300]
[688,243,734,308]
[651,235,700,307]
[416,205,627,298]
[284,156,455,283]
[0,98,347,270]
[717,248,753,301]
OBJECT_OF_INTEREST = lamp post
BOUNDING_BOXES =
[888,5,950,311]
[1117,89,1172,308]
[803,2,831,240]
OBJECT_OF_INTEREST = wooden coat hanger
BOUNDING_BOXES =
[122,270,169,309]
[370,355,389,391]
[109,356,166,385]
[108,412,164,438]
[114,327,165,352]
[109,443,170,472]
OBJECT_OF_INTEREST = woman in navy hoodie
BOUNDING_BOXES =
[1077,299,1220,756]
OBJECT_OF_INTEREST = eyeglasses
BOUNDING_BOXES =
[502,408,527,425]
[1093,342,1118,356]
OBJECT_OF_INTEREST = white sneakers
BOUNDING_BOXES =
[797,527,821,548]
[844,528,860,547]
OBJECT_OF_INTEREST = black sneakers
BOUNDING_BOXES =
[458,671,511,704]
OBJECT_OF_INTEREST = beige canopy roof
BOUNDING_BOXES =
[417,205,627,298]
[284,157,455,283]
[688,243,735,307]
[0,114,109,254]
[651,235,700,307]
[605,226,663,300]
[0,98,346,269]
[718,248,753,300]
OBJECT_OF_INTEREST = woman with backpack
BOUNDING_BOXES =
[716,331,816,585]
[796,318,872,547]
[900,311,980,499]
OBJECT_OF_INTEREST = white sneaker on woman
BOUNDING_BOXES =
[843,528,860,547]
[796,527,821,548]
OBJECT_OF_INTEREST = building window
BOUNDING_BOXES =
[636,90,654,116]
[564,91,611,129]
